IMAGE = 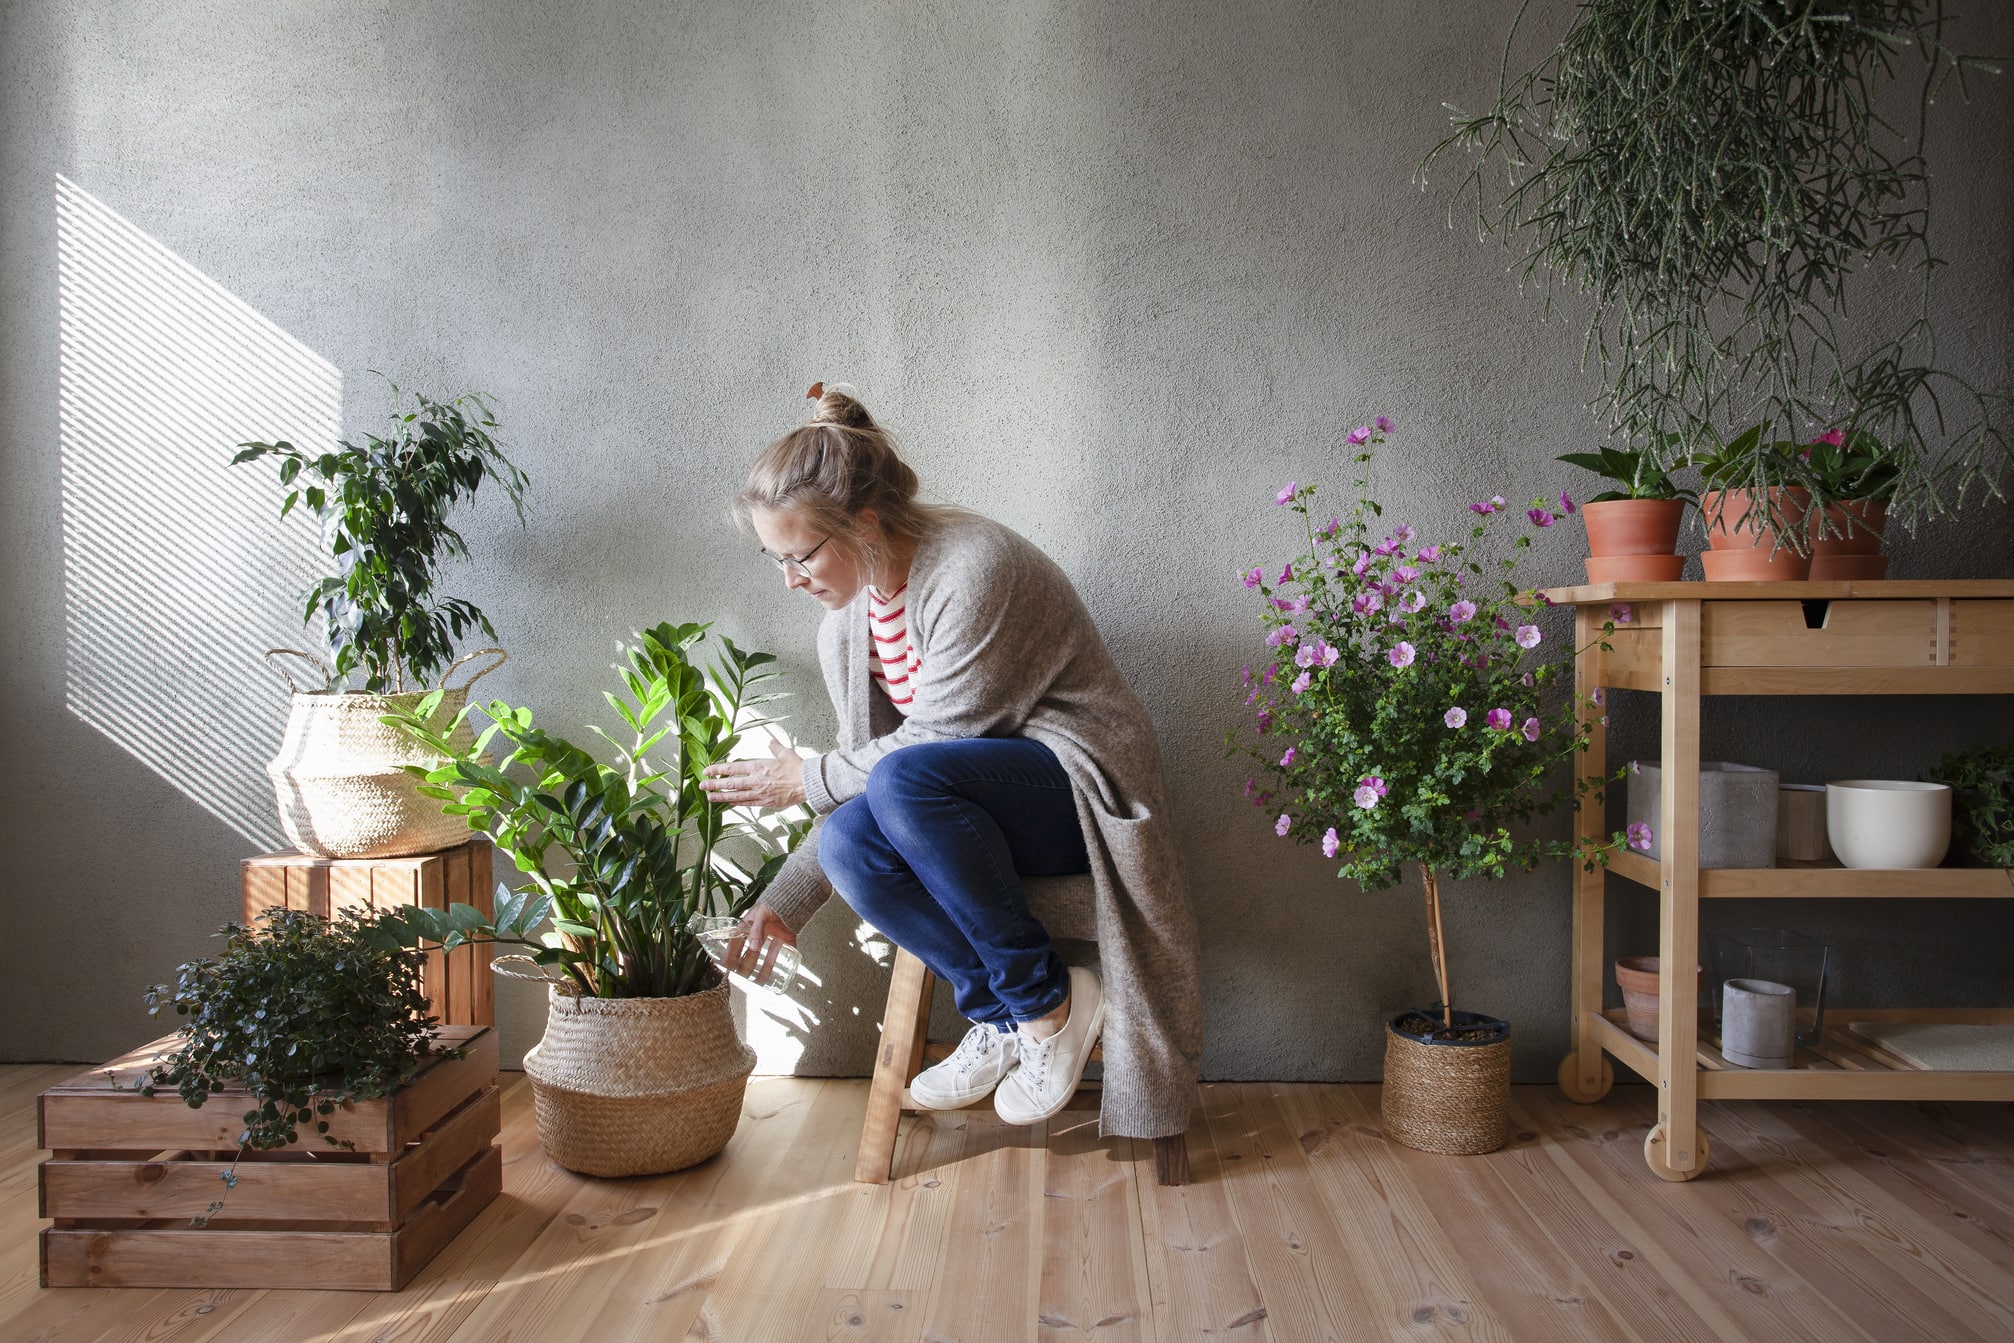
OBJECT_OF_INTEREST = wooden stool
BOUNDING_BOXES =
[853,874,1189,1186]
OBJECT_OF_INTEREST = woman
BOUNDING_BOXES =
[700,385,1201,1138]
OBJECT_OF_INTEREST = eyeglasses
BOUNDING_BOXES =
[759,533,832,577]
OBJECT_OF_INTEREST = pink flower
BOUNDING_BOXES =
[1295,643,1317,668]
[1352,550,1373,577]
[1529,507,1555,527]
[1486,708,1512,730]
[1291,669,1313,694]
[1353,781,1382,809]
[1283,595,1312,614]
[1469,500,1495,515]
[1354,591,1384,615]
[1276,813,1292,837]
[1322,827,1341,857]
[1814,428,1845,447]
[1388,642,1416,668]
[1521,671,1535,688]
[1265,624,1297,648]
[1627,821,1654,851]
[1375,415,1396,433]
[1242,566,1263,588]
[1279,746,1297,767]
[1521,717,1541,742]
[1445,707,1468,728]
[1393,524,1416,544]
[1374,536,1403,558]
[1318,640,1340,667]
[1492,495,1506,509]
[1243,777,1256,798]
[1261,664,1277,687]
[1277,482,1299,505]
[1277,563,1294,584]
[1516,625,1541,649]
[1591,687,1605,705]
[1400,590,1427,613]
[1560,491,1577,515]
[1629,759,1641,775]
[1347,425,1373,445]
[1321,516,1341,538]
[1393,565,1419,585]
[1450,600,1477,623]
[1608,603,1633,624]
[1256,708,1272,732]
[1416,545,1441,563]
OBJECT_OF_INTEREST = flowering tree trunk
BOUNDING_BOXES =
[1422,864,1451,1029]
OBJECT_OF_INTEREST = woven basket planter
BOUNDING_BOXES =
[522,978,755,1177]
[1380,1009,1512,1156]
[262,648,501,859]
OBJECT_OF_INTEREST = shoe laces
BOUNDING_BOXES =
[947,1024,1007,1076]
[1016,1028,1056,1090]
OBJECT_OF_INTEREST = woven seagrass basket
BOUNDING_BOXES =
[522,976,755,1177]
[1380,1009,1512,1156]
[262,647,502,859]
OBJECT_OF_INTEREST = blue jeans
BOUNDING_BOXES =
[821,738,1088,1029]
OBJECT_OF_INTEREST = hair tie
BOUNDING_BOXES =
[806,381,825,401]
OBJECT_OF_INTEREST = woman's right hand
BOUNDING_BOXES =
[729,902,797,980]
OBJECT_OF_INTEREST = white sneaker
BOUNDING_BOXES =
[994,966,1105,1126]
[908,1023,1020,1109]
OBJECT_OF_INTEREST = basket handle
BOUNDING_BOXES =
[491,953,569,986]
[439,647,508,693]
[263,648,333,694]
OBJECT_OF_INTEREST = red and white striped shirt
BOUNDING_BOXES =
[867,584,920,714]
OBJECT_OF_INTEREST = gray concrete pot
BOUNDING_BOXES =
[1722,978,1797,1068]
[1627,761,1780,869]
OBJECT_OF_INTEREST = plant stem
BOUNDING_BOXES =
[1422,863,1451,1029]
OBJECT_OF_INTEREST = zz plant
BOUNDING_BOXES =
[371,621,808,998]
[1424,0,2008,530]
[234,384,530,693]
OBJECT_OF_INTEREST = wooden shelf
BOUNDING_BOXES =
[1542,579,2014,603]
[1590,1009,2014,1102]
[1607,849,2014,898]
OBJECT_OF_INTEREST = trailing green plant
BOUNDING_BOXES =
[1422,0,2009,530]
[1232,418,1634,1029]
[1930,740,2014,867]
[139,906,456,1222]
[1555,444,1693,503]
[370,621,809,998]
[233,382,530,694]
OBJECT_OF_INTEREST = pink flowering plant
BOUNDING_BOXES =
[1236,419,1635,1030]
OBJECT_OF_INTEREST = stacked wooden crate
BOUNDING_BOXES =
[38,1025,501,1290]
[240,838,495,1027]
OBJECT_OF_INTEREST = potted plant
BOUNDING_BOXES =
[1930,741,2014,868]
[369,621,809,1177]
[141,905,461,1223]
[1423,2,2009,552]
[1689,426,1813,581]
[1237,418,1634,1155]
[1805,428,1906,580]
[233,384,529,857]
[1554,445,1693,582]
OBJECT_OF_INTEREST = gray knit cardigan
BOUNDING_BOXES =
[756,511,1203,1139]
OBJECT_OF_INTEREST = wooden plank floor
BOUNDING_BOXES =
[5,1065,2014,1341]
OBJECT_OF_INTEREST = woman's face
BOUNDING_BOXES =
[751,505,870,610]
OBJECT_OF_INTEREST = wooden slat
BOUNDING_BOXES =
[917,1112,1043,1343]
[1035,1111,1153,1340]
[1701,665,2014,694]
[1542,580,2014,604]
[1607,848,2014,898]
[1656,599,1706,1177]
[1952,600,2014,666]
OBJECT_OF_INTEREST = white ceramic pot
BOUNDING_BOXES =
[1825,780,1952,870]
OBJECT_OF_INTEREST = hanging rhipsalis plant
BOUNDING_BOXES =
[234,382,530,693]
[1421,1,2008,533]
[1232,419,1635,1031]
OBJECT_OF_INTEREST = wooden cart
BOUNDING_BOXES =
[1543,580,2014,1180]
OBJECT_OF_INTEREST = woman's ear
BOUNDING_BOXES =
[856,506,882,538]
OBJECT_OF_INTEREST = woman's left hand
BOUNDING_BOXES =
[700,739,807,810]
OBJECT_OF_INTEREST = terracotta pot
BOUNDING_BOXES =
[1699,488,1813,580]
[1586,554,1686,583]
[1582,498,1687,556]
[1808,499,1887,580]
[1614,956,1704,1042]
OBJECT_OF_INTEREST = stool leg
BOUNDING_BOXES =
[855,947,935,1184]
[1152,1134,1189,1186]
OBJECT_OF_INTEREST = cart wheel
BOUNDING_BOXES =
[1644,1122,1710,1181]
[1556,1052,1614,1104]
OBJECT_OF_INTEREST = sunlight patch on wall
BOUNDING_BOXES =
[57,174,337,849]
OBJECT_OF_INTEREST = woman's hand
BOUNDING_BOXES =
[700,739,807,810]
[726,902,798,980]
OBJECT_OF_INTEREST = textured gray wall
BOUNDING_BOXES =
[4,1,2011,1082]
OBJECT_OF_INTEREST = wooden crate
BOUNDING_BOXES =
[241,839,495,1027]
[38,1025,500,1291]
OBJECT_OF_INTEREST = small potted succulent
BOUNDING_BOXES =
[1803,428,1906,580]
[234,384,530,857]
[1236,417,1635,1155]
[1554,444,1694,582]
[371,621,808,1177]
